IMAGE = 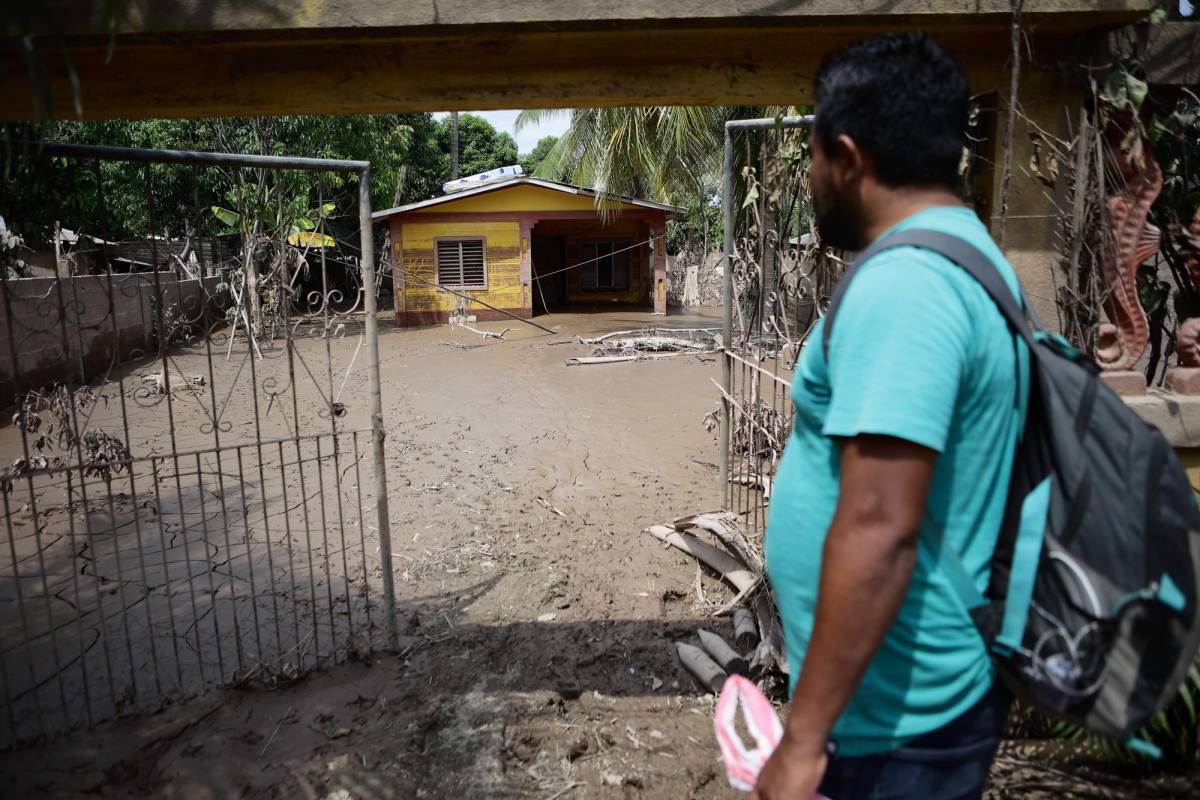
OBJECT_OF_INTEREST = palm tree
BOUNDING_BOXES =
[515,106,735,207]
[515,105,806,217]
[517,105,812,335]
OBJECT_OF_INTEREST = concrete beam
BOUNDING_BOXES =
[1087,21,1200,86]
[5,1,1156,39]
[1,1,1151,120]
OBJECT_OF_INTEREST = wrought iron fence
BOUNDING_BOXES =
[0,143,396,746]
[717,116,843,539]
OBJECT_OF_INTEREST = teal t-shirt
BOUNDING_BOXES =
[763,206,1029,756]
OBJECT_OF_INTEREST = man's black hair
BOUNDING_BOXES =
[814,33,969,192]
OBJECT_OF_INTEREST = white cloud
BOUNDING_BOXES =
[433,109,570,154]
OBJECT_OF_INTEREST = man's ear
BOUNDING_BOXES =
[833,133,867,186]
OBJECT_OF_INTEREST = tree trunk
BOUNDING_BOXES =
[53,220,67,278]
[244,220,261,334]
[379,165,407,298]
[450,112,461,180]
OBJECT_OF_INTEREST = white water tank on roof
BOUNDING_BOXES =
[442,165,524,194]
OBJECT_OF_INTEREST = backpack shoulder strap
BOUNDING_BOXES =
[822,228,1038,360]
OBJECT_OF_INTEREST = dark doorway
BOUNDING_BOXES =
[531,235,567,314]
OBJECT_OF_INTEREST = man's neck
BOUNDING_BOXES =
[862,187,965,246]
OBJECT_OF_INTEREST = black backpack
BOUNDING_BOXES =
[824,228,1200,755]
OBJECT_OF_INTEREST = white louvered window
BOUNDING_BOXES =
[435,238,487,289]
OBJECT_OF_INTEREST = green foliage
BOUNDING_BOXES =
[210,205,240,230]
[666,195,722,254]
[1138,262,1171,319]
[1102,69,1150,116]
[519,135,559,177]
[1,226,30,278]
[436,113,518,179]
[0,113,445,247]
[516,106,805,220]
[1138,82,1200,384]
[517,107,735,205]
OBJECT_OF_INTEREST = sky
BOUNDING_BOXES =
[432,109,569,154]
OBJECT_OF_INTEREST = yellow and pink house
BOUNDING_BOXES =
[372,177,683,326]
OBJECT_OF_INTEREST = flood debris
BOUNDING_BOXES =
[566,326,719,365]
[536,496,568,518]
[439,340,484,351]
[704,387,786,501]
[698,629,750,676]
[141,369,206,394]
[456,322,511,340]
[646,511,787,693]
[732,607,758,652]
[676,642,727,693]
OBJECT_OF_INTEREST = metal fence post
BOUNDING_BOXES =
[718,126,734,509]
[359,168,399,651]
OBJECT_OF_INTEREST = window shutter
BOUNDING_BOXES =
[435,238,486,289]
[436,240,462,285]
[459,240,485,287]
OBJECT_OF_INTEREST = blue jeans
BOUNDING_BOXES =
[817,684,1010,800]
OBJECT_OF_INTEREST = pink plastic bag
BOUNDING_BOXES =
[713,675,829,798]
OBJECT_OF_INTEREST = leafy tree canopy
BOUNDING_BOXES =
[1,113,446,246]
[519,135,559,177]
[435,113,518,180]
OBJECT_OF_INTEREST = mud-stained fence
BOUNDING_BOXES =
[0,144,397,746]
[716,117,843,539]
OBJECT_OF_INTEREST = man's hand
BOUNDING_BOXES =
[747,733,827,800]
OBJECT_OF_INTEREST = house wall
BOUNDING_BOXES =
[394,219,527,326]
[388,187,673,325]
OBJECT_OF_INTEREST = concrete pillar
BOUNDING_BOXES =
[390,217,406,325]
[519,217,533,314]
[988,60,1083,334]
[651,222,667,315]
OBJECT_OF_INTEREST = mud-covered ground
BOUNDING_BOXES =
[2,309,745,798]
[2,308,1194,798]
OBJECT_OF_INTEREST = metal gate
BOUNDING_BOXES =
[0,143,396,746]
[716,116,843,538]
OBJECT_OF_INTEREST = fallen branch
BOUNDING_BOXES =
[544,783,584,800]
[536,497,568,518]
[710,575,762,618]
[457,323,510,340]
[647,514,787,676]
[729,472,773,500]
[577,326,720,345]
[646,525,756,591]
[565,352,696,366]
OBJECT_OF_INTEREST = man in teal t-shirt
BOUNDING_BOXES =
[750,35,1027,800]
